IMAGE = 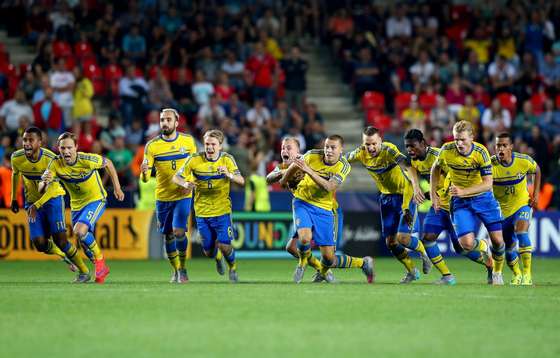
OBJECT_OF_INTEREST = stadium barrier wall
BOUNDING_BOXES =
[0,209,151,260]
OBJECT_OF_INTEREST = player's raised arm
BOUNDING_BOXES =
[266,166,285,184]
[292,156,339,192]
[279,162,300,188]
[102,157,125,201]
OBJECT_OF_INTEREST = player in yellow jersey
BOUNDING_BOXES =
[431,121,506,285]
[346,126,431,284]
[141,108,197,283]
[492,133,540,285]
[266,136,335,282]
[281,135,374,283]
[173,130,245,282]
[405,129,495,284]
[41,132,124,283]
[11,127,90,282]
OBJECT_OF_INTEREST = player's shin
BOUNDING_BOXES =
[164,234,179,270]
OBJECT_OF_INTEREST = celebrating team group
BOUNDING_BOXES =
[10,107,539,285]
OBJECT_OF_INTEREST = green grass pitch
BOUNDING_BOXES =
[1,258,559,357]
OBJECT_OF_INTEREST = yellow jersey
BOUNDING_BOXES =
[346,142,408,195]
[11,148,65,209]
[177,151,240,217]
[436,141,492,197]
[491,152,537,218]
[411,146,451,211]
[47,152,107,211]
[293,149,350,211]
[143,132,197,202]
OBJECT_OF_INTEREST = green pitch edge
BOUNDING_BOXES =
[232,212,292,220]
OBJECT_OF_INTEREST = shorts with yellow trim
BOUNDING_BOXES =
[71,200,106,233]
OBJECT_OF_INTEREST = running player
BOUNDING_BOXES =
[431,120,506,285]
[173,129,244,282]
[41,132,124,283]
[346,126,431,283]
[492,132,540,285]
[281,134,374,283]
[11,127,89,282]
[141,108,197,283]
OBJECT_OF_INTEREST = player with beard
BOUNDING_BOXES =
[141,108,197,283]
[11,126,88,281]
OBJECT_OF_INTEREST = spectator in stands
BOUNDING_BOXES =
[246,98,271,127]
[540,52,560,92]
[148,67,175,109]
[0,89,34,135]
[246,42,278,108]
[280,45,308,112]
[215,72,235,104]
[196,46,220,82]
[488,55,517,95]
[514,100,539,140]
[107,134,134,189]
[526,125,550,177]
[221,50,245,91]
[33,86,63,144]
[435,52,458,88]
[48,1,74,41]
[273,99,302,135]
[257,8,281,37]
[224,93,248,128]
[410,50,435,88]
[445,76,466,112]
[126,120,144,147]
[352,47,381,104]
[100,115,126,151]
[49,57,74,128]
[303,103,326,150]
[72,66,94,126]
[401,96,426,132]
[228,130,251,178]
[430,95,454,131]
[197,95,226,132]
[386,4,412,39]
[20,70,40,101]
[144,110,160,140]
[122,25,147,64]
[457,94,481,135]
[461,51,487,91]
[538,99,560,137]
[118,65,149,126]
[158,7,183,35]
[191,70,214,107]
[481,98,512,142]
[412,4,438,39]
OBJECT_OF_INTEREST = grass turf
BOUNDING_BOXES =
[1,257,559,357]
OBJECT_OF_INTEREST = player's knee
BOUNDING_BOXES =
[458,238,473,251]
[52,233,68,247]
[218,243,232,256]
[285,238,297,255]
[321,254,335,268]
[396,233,410,245]
[33,237,49,253]
[423,233,437,243]
[173,228,185,238]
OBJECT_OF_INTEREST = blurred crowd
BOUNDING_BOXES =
[0,1,559,209]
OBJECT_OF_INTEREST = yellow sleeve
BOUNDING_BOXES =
[333,160,351,185]
[526,156,537,174]
[402,181,413,211]
[385,143,407,164]
[33,183,59,209]
[479,146,492,177]
[85,153,105,170]
[345,147,363,163]
[226,155,241,175]
[10,169,19,202]
[142,143,154,179]
[436,149,447,167]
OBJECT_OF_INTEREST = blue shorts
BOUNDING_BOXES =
[156,198,192,234]
[502,205,532,244]
[196,214,234,252]
[423,207,458,241]
[29,195,66,240]
[71,200,106,233]
[293,199,335,247]
[378,194,418,240]
[451,191,502,238]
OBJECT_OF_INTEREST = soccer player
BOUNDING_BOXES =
[431,120,506,285]
[280,135,374,284]
[141,108,197,283]
[266,136,334,282]
[405,129,494,284]
[492,133,540,285]
[41,132,124,283]
[173,129,244,283]
[346,126,431,283]
[11,127,89,282]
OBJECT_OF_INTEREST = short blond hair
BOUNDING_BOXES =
[282,136,300,149]
[453,120,474,135]
[203,129,225,144]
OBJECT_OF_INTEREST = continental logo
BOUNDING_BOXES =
[0,210,154,260]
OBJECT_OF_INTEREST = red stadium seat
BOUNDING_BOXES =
[497,92,517,116]
[362,91,385,111]
[171,67,193,83]
[366,111,392,132]
[556,94,560,109]
[419,93,437,113]
[148,65,171,80]
[530,92,548,115]
[74,41,94,59]
[395,92,413,115]
[52,41,72,58]
[104,64,123,81]
[63,56,76,71]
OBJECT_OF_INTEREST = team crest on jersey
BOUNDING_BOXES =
[179,147,186,154]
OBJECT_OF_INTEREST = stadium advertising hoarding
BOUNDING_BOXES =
[0,209,151,260]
